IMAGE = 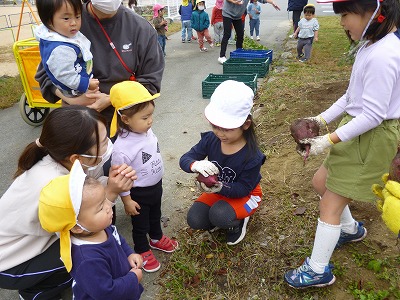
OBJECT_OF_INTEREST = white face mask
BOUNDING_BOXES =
[80,139,113,172]
[91,0,121,14]
[198,5,205,10]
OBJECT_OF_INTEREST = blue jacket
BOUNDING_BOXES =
[191,10,210,31]
[287,0,307,11]
[179,3,193,21]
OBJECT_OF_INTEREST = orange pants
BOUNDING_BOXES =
[196,184,262,219]
[196,28,213,48]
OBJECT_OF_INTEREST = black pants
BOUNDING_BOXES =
[130,180,163,253]
[220,17,244,58]
[0,241,72,300]
[292,10,302,32]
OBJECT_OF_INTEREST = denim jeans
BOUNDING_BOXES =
[249,18,260,37]
[157,34,166,56]
[181,20,192,41]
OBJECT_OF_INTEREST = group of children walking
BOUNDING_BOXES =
[31,0,400,298]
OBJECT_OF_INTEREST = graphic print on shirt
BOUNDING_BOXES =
[212,161,236,183]
[121,42,133,53]
[140,147,162,177]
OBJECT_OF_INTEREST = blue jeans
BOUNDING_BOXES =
[181,20,192,41]
[249,18,260,37]
[157,34,166,56]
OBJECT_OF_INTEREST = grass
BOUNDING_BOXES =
[156,16,400,299]
[0,75,23,109]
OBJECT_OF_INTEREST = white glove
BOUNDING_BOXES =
[305,115,327,129]
[196,181,223,193]
[299,134,334,156]
[191,160,219,177]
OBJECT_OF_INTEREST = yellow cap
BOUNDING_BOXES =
[109,81,160,137]
[39,160,86,272]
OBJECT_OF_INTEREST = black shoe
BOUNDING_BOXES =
[226,217,249,245]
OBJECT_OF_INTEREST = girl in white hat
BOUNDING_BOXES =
[180,80,266,246]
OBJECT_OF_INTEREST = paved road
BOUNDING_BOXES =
[0,1,335,299]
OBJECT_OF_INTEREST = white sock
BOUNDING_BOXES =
[340,205,357,234]
[309,218,341,274]
[151,239,159,243]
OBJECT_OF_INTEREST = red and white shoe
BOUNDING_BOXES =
[140,250,161,273]
[149,235,179,253]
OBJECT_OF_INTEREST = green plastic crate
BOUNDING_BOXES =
[201,73,258,99]
[223,57,270,78]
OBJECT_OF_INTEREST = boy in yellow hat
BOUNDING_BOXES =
[110,81,179,273]
[293,4,319,62]
[39,161,143,299]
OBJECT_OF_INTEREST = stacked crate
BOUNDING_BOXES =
[201,48,273,99]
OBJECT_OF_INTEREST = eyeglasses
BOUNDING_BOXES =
[79,139,112,162]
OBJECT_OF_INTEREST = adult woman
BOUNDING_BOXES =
[0,106,135,299]
[35,0,165,127]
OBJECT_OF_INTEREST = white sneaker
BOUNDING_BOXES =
[200,47,208,52]
[256,36,260,41]
[250,36,254,40]
[218,56,227,64]
[209,43,214,48]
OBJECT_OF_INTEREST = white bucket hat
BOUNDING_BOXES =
[205,80,254,129]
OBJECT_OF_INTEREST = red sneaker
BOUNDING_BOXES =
[140,250,161,273]
[149,235,179,253]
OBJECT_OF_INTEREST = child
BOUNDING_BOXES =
[39,161,144,299]
[293,4,319,62]
[34,0,99,97]
[191,0,214,52]
[284,0,400,288]
[179,80,266,245]
[211,0,224,46]
[179,0,193,42]
[153,4,168,56]
[109,81,179,273]
[247,0,261,41]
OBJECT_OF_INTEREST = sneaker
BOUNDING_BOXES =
[140,250,161,272]
[182,39,186,43]
[297,53,304,59]
[289,34,294,39]
[250,36,254,40]
[256,36,260,41]
[284,257,336,288]
[226,216,249,245]
[218,56,227,64]
[149,235,179,253]
[200,47,208,52]
[215,42,221,47]
[209,43,214,48]
[228,40,235,45]
[187,39,191,43]
[336,221,367,248]
[299,58,308,63]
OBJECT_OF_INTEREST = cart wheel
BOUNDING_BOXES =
[19,94,50,126]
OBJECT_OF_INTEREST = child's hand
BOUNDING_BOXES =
[124,199,141,216]
[314,37,318,42]
[88,78,99,90]
[191,160,219,177]
[107,164,136,196]
[128,253,143,269]
[130,268,143,282]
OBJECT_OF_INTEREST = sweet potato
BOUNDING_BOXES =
[389,148,400,182]
[197,174,219,187]
[290,118,320,163]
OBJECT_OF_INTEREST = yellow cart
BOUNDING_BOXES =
[13,37,61,126]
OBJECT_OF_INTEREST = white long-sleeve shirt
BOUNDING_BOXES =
[321,32,400,142]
